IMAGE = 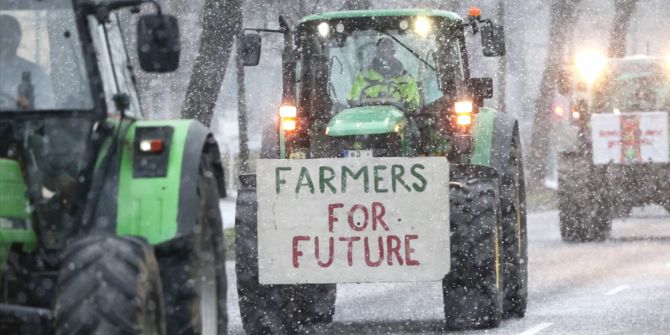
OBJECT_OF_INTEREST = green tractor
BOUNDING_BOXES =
[558,55,670,242]
[0,0,227,333]
[236,8,528,333]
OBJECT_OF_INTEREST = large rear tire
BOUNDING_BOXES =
[499,132,528,318]
[235,176,336,334]
[443,167,503,330]
[558,154,611,242]
[157,154,228,335]
[54,235,165,335]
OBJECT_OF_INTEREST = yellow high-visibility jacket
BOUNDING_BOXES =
[347,68,420,110]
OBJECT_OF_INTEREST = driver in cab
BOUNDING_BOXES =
[347,37,420,111]
[0,14,53,110]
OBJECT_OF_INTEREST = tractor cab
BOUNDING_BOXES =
[0,0,179,251]
[561,54,670,121]
[243,9,505,161]
[591,58,670,114]
[0,0,102,210]
[0,5,94,112]
[0,2,230,333]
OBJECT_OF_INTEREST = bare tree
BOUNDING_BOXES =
[528,0,582,189]
[608,0,640,58]
[181,0,242,127]
[496,0,507,113]
[341,0,371,10]
[274,0,342,22]
[236,25,250,173]
[504,0,530,122]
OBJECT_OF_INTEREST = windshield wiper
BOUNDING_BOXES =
[380,31,436,72]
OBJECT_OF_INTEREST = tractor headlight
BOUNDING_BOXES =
[318,22,330,37]
[279,105,298,131]
[454,101,474,126]
[574,49,607,85]
[414,16,432,37]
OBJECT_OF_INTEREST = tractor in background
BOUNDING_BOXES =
[558,54,670,242]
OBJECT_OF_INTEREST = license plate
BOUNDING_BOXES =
[343,150,373,158]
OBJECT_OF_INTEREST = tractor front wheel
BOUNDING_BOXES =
[443,167,503,330]
[54,235,165,335]
[235,178,337,334]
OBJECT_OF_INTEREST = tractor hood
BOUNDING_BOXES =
[326,106,406,137]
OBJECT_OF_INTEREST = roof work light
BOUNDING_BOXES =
[574,49,608,85]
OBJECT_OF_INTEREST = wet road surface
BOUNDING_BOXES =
[225,206,670,334]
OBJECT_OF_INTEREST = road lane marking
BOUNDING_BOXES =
[519,322,553,335]
[605,285,630,296]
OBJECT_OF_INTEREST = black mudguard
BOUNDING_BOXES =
[174,122,226,237]
[490,112,518,171]
[489,112,519,200]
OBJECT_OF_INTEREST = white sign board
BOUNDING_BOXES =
[591,112,669,165]
[256,157,450,285]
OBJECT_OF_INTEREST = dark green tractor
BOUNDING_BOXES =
[0,0,227,333]
[558,56,670,242]
[236,8,528,333]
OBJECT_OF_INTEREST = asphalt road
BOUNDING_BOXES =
[225,206,670,334]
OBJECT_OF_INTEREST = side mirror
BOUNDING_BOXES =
[469,78,493,106]
[558,68,573,95]
[241,33,262,66]
[137,14,180,73]
[481,24,505,57]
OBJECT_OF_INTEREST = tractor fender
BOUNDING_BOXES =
[470,107,496,167]
[470,107,519,171]
[115,120,226,245]
[489,111,519,175]
[468,108,520,202]
[176,121,227,233]
[490,111,520,203]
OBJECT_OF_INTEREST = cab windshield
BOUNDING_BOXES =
[0,0,94,111]
[298,16,464,116]
[593,61,670,113]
